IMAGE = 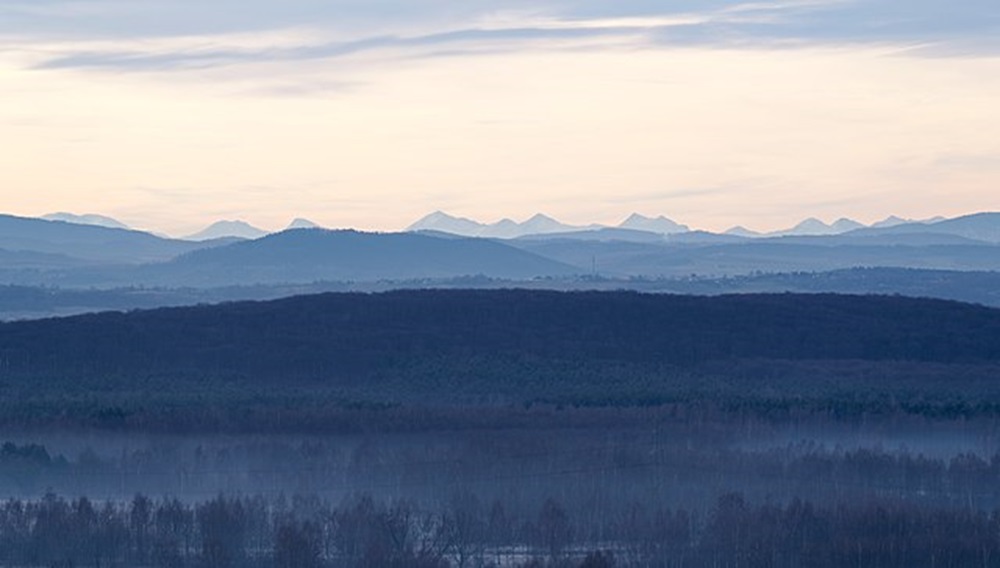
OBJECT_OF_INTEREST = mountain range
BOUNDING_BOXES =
[42,212,323,240]
[407,211,603,238]
[0,210,998,309]
[42,212,131,230]
[405,210,960,239]
[184,220,268,241]
[39,209,961,242]
[0,214,214,264]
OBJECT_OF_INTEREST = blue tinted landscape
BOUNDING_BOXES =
[3,0,1000,565]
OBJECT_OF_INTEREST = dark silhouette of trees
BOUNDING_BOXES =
[197,496,247,568]
[0,490,995,567]
[274,521,323,568]
[445,492,487,568]
[537,498,572,562]
[580,550,616,568]
[153,498,193,568]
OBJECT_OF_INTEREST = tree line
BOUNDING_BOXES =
[0,490,998,567]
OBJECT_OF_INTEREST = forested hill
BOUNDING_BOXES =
[1,290,999,385]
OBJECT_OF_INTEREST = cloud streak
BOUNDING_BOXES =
[10,0,999,74]
[30,26,677,72]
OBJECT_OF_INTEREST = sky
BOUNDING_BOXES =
[2,0,998,236]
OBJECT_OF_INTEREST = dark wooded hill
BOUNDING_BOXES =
[1,290,998,381]
[1,290,1000,430]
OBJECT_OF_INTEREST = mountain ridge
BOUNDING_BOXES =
[0,213,214,264]
[184,220,268,241]
[42,212,130,230]
[408,211,686,238]
[406,211,954,239]
[130,228,578,287]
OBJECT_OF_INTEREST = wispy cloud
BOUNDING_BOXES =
[29,26,668,72]
[8,0,997,75]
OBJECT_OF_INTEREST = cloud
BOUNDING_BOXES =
[32,28,656,72]
[9,0,998,75]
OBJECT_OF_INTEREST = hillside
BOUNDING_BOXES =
[5,266,1000,321]
[513,239,1000,277]
[128,229,577,286]
[1,290,1000,419]
[852,212,1000,243]
[647,267,1000,306]
[0,214,215,264]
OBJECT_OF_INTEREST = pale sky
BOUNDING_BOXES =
[2,0,998,236]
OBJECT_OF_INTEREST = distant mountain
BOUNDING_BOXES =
[0,214,211,265]
[489,218,521,238]
[923,213,1000,242]
[411,211,978,240]
[42,212,130,230]
[134,229,578,287]
[772,217,865,236]
[852,212,1000,243]
[618,213,689,235]
[519,213,576,236]
[721,215,954,238]
[784,218,833,235]
[407,211,487,236]
[409,211,696,239]
[286,218,321,230]
[407,211,595,238]
[8,209,1000,289]
[901,212,1000,243]
[831,218,865,232]
[185,220,268,241]
[872,215,910,228]
[725,226,761,238]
